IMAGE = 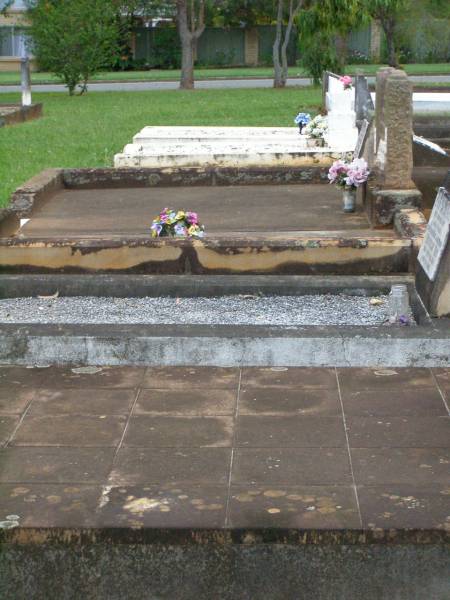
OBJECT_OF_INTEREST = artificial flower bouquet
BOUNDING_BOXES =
[294,112,311,133]
[151,208,205,238]
[303,114,328,140]
[339,75,353,90]
[327,158,370,190]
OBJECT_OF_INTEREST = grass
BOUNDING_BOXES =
[0,86,321,208]
[0,63,449,85]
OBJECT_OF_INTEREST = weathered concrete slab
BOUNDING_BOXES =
[117,125,345,169]
[15,184,372,235]
[0,233,410,275]
[114,143,339,169]
[0,323,448,366]
[0,103,42,127]
[0,365,448,599]
[133,126,304,144]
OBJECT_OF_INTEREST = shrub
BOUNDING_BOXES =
[28,0,120,94]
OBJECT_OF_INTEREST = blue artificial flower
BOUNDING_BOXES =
[294,112,311,125]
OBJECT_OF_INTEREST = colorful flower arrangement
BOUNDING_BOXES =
[328,158,370,190]
[294,112,311,133]
[339,75,353,90]
[303,114,328,140]
[151,208,205,238]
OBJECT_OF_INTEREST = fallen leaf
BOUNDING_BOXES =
[370,298,383,306]
[37,291,59,299]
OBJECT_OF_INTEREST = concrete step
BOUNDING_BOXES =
[115,141,336,169]
[133,125,304,144]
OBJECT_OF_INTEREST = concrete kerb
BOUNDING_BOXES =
[1,319,448,367]
[0,275,443,369]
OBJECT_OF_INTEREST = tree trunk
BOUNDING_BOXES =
[180,34,195,89]
[280,1,296,87]
[274,0,302,88]
[273,0,284,88]
[335,33,349,71]
[177,0,193,89]
[383,18,398,67]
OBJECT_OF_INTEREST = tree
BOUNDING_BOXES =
[176,0,205,89]
[27,0,120,95]
[298,0,365,84]
[212,0,273,27]
[362,0,409,67]
[273,0,303,88]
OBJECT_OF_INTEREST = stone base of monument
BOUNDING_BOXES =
[0,103,43,127]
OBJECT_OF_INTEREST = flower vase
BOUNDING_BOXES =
[342,188,356,213]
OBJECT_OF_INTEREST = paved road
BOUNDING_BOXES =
[1,74,450,94]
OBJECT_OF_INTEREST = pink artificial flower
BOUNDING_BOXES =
[327,160,348,184]
[339,75,353,90]
[345,158,369,187]
[186,211,198,225]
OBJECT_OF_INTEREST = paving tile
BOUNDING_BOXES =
[358,484,450,530]
[347,416,450,448]
[0,366,52,388]
[0,416,19,446]
[143,367,239,390]
[135,388,236,416]
[433,368,450,402]
[341,388,447,417]
[27,388,136,416]
[0,484,101,527]
[232,448,352,486]
[109,447,231,485]
[0,447,115,484]
[122,416,233,448]
[229,485,359,529]
[238,387,340,416]
[0,388,34,415]
[351,448,450,485]
[11,415,127,447]
[241,368,337,389]
[0,366,144,389]
[337,368,435,393]
[97,484,227,528]
[236,416,346,448]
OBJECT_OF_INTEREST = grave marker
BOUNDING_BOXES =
[416,180,450,317]
[21,54,32,107]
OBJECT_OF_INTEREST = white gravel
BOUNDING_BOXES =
[0,294,414,327]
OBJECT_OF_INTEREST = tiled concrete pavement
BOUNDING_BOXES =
[0,365,449,532]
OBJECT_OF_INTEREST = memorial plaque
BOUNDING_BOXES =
[418,187,450,281]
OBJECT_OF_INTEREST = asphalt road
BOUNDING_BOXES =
[0,74,450,94]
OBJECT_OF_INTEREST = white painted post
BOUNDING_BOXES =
[20,53,32,107]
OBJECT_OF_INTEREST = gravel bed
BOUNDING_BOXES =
[0,294,415,327]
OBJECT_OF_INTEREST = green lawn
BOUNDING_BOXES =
[0,86,321,207]
[0,63,449,85]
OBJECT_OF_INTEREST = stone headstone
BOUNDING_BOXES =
[416,184,450,317]
[375,69,415,189]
